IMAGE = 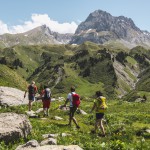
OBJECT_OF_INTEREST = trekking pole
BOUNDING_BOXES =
[21,97,25,105]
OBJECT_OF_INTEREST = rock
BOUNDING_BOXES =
[0,113,32,143]
[35,108,43,114]
[42,133,59,139]
[145,129,150,133]
[59,105,70,111]
[58,97,65,101]
[15,145,83,150]
[54,116,63,120]
[135,98,146,103]
[78,109,87,115]
[61,133,71,137]
[25,110,39,118]
[51,98,56,102]
[16,140,40,150]
[0,86,28,106]
[40,138,57,146]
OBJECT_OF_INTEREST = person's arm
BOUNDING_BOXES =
[64,98,69,107]
[24,89,27,98]
[90,102,96,113]
[34,86,38,94]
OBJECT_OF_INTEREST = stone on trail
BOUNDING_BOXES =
[42,133,59,139]
[54,116,63,120]
[40,138,57,146]
[78,109,87,115]
[25,110,39,118]
[0,113,32,143]
[35,108,43,114]
[0,86,28,106]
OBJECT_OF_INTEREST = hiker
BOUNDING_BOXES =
[90,91,107,137]
[40,85,51,117]
[63,86,80,129]
[24,81,38,111]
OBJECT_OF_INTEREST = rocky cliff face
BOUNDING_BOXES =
[70,10,150,48]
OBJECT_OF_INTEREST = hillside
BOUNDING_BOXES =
[0,42,149,99]
[0,64,27,90]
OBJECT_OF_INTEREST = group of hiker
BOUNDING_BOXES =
[24,81,108,137]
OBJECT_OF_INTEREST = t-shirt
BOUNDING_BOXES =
[28,84,37,96]
[94,96,107,113]
[67,92,76,107]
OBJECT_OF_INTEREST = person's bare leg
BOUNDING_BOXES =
[94,120,99,133]
[28,100,32,111]
[72,117,80,128]
[99,119,105,135]
[46,108,49,116]
[68,112,72,126]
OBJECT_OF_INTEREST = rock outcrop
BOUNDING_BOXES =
[0,86,28,106]
[16,139,83,150]
[0,113,32,143]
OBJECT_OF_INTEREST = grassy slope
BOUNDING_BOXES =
[54,63,104,97]
[0,99,149,150]
[0,64,27,90]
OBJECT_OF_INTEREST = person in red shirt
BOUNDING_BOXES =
[41,85,51,117]
[24,81,38,111]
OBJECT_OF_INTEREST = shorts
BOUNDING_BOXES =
[28,95,35,101]
[69,106,77,117]
[42,99,51,108]
[96,113,104,120]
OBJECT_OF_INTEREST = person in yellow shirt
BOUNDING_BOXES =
[91,91,107,137]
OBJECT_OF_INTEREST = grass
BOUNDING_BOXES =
[0,98,150,150]
[0,64,27,90]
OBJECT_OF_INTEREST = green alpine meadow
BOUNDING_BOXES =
[0,41,150,149]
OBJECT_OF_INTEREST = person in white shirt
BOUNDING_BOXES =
[64,86,80,129]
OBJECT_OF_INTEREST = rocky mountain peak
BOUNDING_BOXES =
[71,9,150,48]
[76,9,140,35]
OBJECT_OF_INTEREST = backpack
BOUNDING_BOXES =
[44,88,51,100]
[96,96,107,113]
[72,93,80,107]
[28,85,35,95]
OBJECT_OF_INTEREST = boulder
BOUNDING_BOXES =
[0,113,32,143]
[16,144,83,150]
[16,140,40,150]
[0,86,28,106]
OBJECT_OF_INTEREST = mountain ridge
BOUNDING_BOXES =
[0,10,150,48]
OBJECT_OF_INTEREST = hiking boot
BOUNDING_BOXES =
[91,130,96,134]
[98,133,106,137]
[76,125,80,129]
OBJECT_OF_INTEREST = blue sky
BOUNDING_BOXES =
[0,0,150,34]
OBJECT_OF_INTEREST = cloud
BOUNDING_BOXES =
[0,14,78,35]
[0,20,9,34]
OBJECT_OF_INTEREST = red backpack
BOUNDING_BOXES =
[72,93,80,107]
